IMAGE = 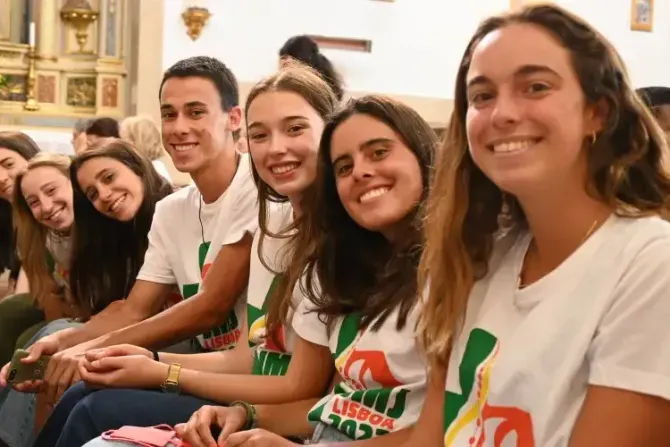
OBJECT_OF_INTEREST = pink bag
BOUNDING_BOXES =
[101,425,190,447]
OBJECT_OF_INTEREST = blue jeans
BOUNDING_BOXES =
[0,319,81,447]
[34,384,213,447]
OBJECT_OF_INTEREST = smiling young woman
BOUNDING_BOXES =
[410,4,670,447]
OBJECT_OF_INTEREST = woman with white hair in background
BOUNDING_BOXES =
[119,116,172,183]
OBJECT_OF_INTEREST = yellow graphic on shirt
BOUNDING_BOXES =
[444,328,534,447]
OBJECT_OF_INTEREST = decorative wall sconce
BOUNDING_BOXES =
[182,6,211,41]
[60,0,99,53]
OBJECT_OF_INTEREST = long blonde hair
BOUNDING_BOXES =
[119,116,165,161]
[418,4,670,367]
[13,153,72,305]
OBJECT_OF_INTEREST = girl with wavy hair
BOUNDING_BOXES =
[0,132,40,364]
[411,4,670,446]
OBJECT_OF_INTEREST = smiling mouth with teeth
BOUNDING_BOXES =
[173,143,197,153]
[109,195,126,212]
[490,138,541,154]
[47,208,63,221]
[271,163,300,175]
[359,187,390,203]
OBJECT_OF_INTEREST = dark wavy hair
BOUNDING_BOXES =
[294,95,437,332]
[419,4,670,366]
[69,138,173,318]
[0,132,40,280]
[279,35,344,101]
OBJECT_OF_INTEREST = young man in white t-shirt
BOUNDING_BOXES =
[0,57,258,408]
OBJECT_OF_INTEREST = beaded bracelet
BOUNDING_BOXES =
[230,400,256,430]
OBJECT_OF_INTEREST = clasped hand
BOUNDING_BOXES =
[0,343,165,405]
[175,405,300,447]
[78,344,168,390]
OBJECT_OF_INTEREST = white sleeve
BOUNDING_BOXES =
[221,159,259,246]
[292,296,330,347]
[588,237,670,401]
[135,203,176,284]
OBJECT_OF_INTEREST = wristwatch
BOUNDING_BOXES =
[161,363,182,394]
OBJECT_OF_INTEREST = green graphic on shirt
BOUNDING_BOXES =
[309,382,410,440]
[308,314,410,440]
[182,241,241,351]
[248,274,292,376]
[444,329,498,429]
[443,328,535,447]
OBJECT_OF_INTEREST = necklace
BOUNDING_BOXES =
[517,217,603,290]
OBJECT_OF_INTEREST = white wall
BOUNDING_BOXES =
[164,0,509,99]
[553,0,670,88]
[164,0,669,100]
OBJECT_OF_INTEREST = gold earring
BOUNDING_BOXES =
[590,132,598,147]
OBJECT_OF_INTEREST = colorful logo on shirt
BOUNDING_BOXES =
[308,314,409,440]
[182,242,241,351]
[444,329,535,447]
[248,274,291,376]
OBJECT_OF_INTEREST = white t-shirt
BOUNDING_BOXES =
[247,202,302,376]
[137,154,259,351]
[46,231,72,292]
[443,215,670,446]
[293,301,426,441]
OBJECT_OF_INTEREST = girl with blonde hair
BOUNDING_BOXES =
[119,116,172,182]
[12,152,78,325]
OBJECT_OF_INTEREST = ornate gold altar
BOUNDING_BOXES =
[0,0,129,129]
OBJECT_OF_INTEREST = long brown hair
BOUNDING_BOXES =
[419,4,670,366]
[0,132,41,276]
[70,139,173,318]
[244,62,339,332]
[299,95,437,332]
[13,153,72,306]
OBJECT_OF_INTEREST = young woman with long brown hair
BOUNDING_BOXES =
[410,4,670,446]
[0,132,41,365]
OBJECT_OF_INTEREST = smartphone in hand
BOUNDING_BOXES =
[6,349,51,384]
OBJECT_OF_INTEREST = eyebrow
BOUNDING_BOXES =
[331,137,394,165]
[94,168,111,180]
[466,64,562,90]
[160,101,208,111]
[40,181,56,191]
[248,115,308,131]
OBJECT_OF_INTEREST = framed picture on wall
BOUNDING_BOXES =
[631,0,654,32]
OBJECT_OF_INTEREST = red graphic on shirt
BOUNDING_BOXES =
[475,404,535,447]
[341,350,403,391]
[264,324,286,352]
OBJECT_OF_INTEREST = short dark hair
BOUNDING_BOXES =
[279,35,344,101]
[637,86,670,109]
[159,56,239,112]
[86,117,120,138]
